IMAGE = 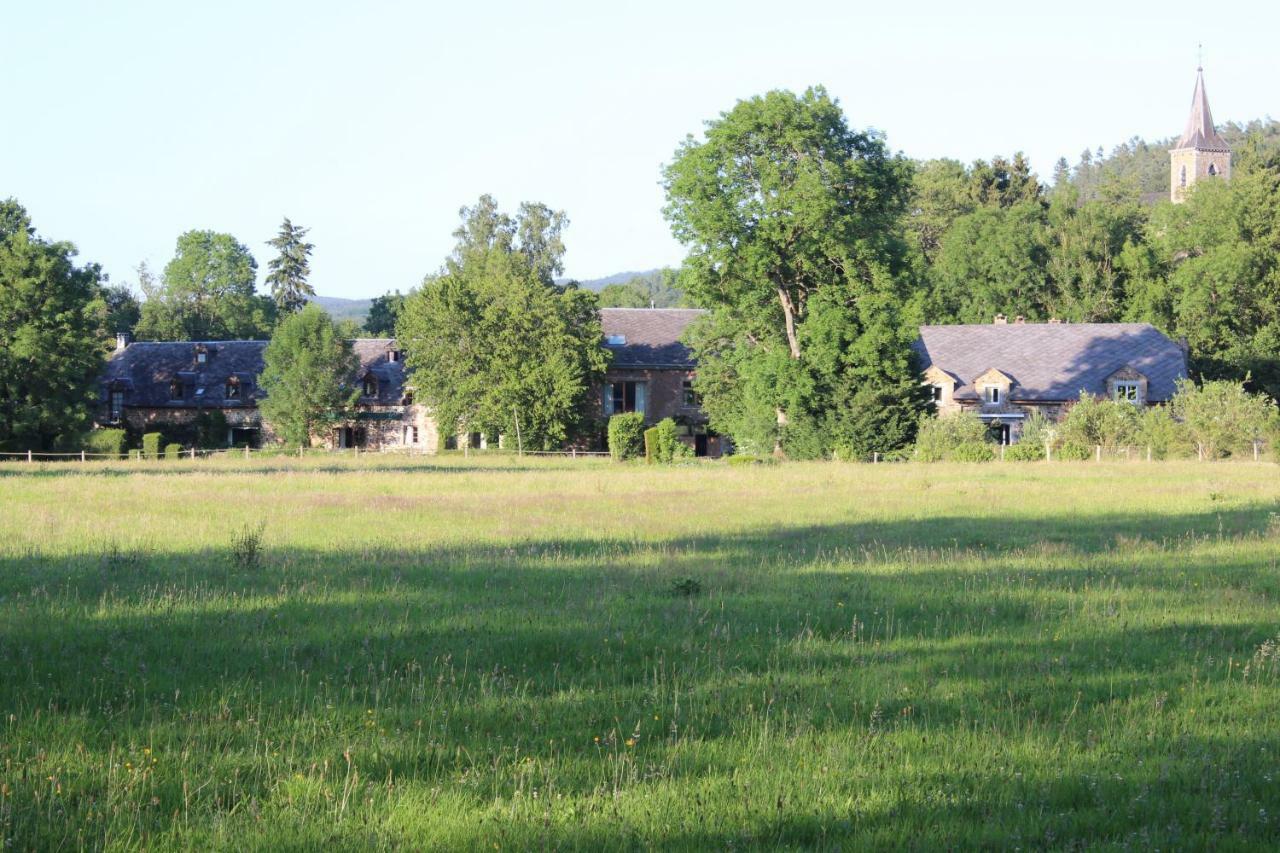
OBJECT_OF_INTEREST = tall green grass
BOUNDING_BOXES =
[2,458,1279,848]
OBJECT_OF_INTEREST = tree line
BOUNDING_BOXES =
[5,83,1280,455]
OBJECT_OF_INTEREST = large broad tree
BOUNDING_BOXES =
[265,217,315,314]
[396,196,609,450]
[258,304,359,446]
[136,230,275,340]
[662,86,927,457]
[0,199,106,450]
[364,290,405,336]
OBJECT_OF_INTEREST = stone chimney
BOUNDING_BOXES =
[993,314,1007,325]
[115,331,132,352]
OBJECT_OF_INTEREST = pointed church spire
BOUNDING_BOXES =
[1175,66,1229,152]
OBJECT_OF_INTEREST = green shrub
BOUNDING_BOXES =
[644,418,681,464]
[950,441,995,463]
[915,413,989,462]
[643,426,660,463]
[141,432,163,459]
[164,443,183,459]
[1060,393,1139,449]
[85,428,126,460]
[725,454,776,467]
[1056,442,1093,461]
[1003,441,1045,462]
[608,413,645,461]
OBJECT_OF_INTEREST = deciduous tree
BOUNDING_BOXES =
[136,230,275,340]
[663,86,926,457]
[0,199,106,450]
[258,304,359,446]
[397,198,609,449]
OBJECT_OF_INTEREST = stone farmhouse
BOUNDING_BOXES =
[98,309,723,455]
[100,335,436,451]
[915,317,1188,444]
[599,308,722,457]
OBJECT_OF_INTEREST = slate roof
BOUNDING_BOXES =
[103,338,408,408]
[913,323,1188,403]
[1174,68,1230,152]
[102,341,268,408]
[600,308,705,369]
[351,338,408,403]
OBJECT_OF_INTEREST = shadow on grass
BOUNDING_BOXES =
[3,509,1279,846]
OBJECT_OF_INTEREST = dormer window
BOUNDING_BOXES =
[226,378,241,400]
[606,334,626,346]
[387,349,401,363]
[402,391,414,406]
[195,344,208,364]
[1113,381,1141,404]
[363,375,378,397]
[984,386,1000,404]
[170,381,184,401]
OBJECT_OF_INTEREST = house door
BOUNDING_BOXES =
[989,422,1011,445]
[694,434,708,457]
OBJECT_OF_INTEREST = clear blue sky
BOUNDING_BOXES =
[5,0,1277,300]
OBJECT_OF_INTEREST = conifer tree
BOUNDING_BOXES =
[265,217,315,314]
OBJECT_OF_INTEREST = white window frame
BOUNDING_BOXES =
[1114,381,1141,404]
[983,385,1001,404]
[110,390,124,421]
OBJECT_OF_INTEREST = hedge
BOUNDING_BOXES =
[950,442,996,463]
[164,443,183,459]
[1003,441,1045,462]
[608,413,645,461]
[643,418,685,464]
[85,429,126,460]
[142,432,163,459]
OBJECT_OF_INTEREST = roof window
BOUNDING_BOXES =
[606,334,626,346]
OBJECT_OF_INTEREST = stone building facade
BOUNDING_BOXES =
[98,335,435,452]
[599,308,723,457]
[914,317,1189,444]
[1170,67,1231,203]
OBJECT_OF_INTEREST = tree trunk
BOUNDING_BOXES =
[776,286,801,360]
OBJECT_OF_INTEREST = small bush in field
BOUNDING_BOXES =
[231,522,266,570]
[164,443,183,459]
[670,577,703,597]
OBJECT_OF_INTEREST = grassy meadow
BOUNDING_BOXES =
[2,455,1280,849]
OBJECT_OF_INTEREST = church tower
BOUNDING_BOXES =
[1170,66,1231,202]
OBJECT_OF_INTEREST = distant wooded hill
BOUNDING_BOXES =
[1063,118,1280,200]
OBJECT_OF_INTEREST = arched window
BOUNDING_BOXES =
[1180,165,1187,187]
[1208,163,1217,176]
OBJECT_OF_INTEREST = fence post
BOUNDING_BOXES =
[1147,445,1152,462]
[244,445,250,460]
[190,447,196,460]
[1046,443,1052,462]
[999,445,1005,462]
[27,449,32,463]
[1255,440,1260,462]
[81,450,86,463]
[873,452,879,464]
[571,447,577,459]
[1096,445,1101,463]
